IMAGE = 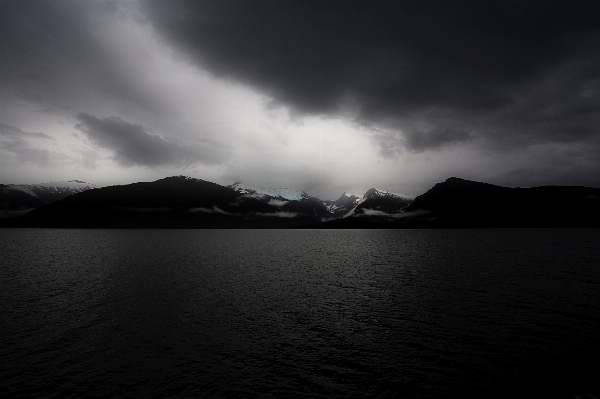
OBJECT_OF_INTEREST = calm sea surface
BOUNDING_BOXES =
[1,229,599,398]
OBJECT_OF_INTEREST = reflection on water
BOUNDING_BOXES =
[1,229,599,398]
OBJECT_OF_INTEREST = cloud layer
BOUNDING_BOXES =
[75,113,225,167]
[1,1,600,195]
[0,122,56,167]
[144,0,600,153]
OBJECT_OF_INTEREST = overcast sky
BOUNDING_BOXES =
[2,0,599,199]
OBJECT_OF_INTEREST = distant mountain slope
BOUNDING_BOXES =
[406,177,600,227]
[321,188,413,222]
[1,176,320,228]
[0,184,46,218]
[324,192,362,218]
[0,180,98,218]
[3,176,598,228]
[317,177,600,228]
[228,181,331,220]
[8,180,99,203]
[228,182,308,201]
[228,182,415,221]
[353,188,413,216]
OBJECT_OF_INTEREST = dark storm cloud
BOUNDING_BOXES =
[0,1,161,115]
[404,127,471,153]
[75,113,225,167]
[144,0,600,151]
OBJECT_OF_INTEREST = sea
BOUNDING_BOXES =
[1,229,599,398]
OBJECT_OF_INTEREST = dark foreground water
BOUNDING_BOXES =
[1,229,599,398]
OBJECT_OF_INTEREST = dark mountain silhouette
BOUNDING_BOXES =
[279,196,331,220]
[317,177,600,228]
[10,180,99,203]
[405,177,600,227]
[0,180,98,218]
[2,176,599,228]
[0,184,46,218]
[0,176,320,228]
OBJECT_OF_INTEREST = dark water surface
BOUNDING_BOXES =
[1,229,599,398]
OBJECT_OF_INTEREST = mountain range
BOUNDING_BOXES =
[1,176,599,228]
[0,180,98,219]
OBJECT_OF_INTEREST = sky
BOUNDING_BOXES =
[1,0,599,199]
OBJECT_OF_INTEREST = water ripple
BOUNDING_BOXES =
[0,228,599,398]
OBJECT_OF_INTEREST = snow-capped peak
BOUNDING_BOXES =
[228,182,308,201]
[31,180,99,189]
[363,188,408,199]
[6,180,99,203]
